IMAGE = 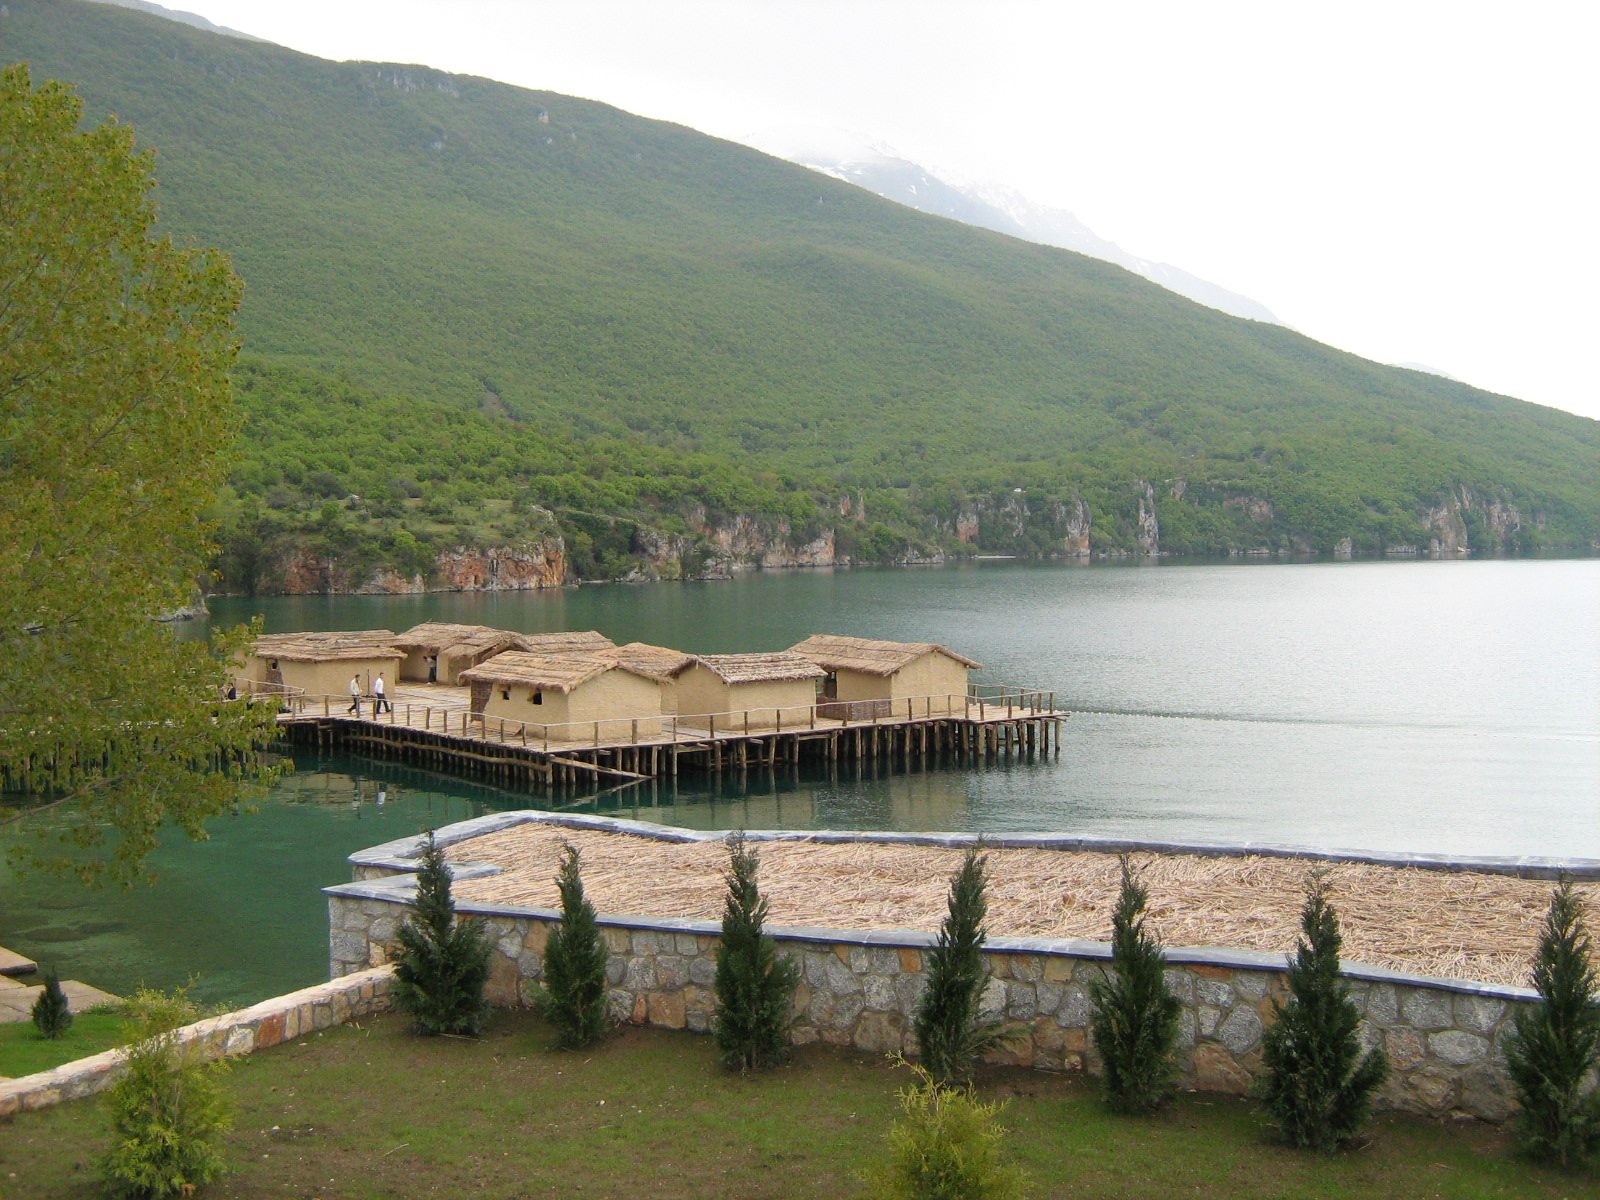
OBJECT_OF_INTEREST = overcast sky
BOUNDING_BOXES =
[170,0,1598,421]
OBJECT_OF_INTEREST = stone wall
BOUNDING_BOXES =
[0,967,394,1118]
[328,872,1528,1122]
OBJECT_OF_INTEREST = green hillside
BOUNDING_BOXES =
[7,0,1598,581]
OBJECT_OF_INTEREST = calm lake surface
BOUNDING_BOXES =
[3,558,1595,1004]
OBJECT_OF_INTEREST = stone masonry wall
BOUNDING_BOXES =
[328,879,1525,1122]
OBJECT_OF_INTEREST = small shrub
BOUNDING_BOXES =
[393,830,493,1037]
[1089,856,1181,1113]
[869,1064,1028,1200]
[100,987,232,1199]
[1503,876,1600,1168]
[31,969,72,1039]
[538,840,611,1049]
[1254,871,1388,1152]
[712,832,801,1072]
[914,846,1013,1085]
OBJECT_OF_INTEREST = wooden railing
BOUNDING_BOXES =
[270,686,1062,752]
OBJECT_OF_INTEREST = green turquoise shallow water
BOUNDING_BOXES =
[2,558,1595,1005]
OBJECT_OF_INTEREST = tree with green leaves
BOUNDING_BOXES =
[1503,877,1600,1168]
[30,968,72,1040]
[538,840,611,1049]
[914,846,1013,1086]
[1089,856,1181,1113]
[0,64,279,883]
[869,1064,1028,1200]
[712,832,801,1072]
[101,986,232,1199]
[392,831,493,1037]
[1254,872,1388,1152]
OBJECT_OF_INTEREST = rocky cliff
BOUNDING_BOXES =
[256,538,567,595]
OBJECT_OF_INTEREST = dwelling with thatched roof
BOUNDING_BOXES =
[674,652,826,730]
[789,634,980,718]
[390,624,615,685]
[237,630,405,698]
[535,642,696,714]
[458,651,669,739]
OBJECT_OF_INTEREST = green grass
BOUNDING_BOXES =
[0,1009,1592,1198]
[0,1011,125,1080]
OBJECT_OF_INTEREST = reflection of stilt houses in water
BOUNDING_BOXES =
[458,650,673,739]
[390,624,614,685]
[673,652,827,729]
[238,631,405,697]
[789,634,980,719]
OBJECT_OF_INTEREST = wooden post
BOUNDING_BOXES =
[594,721,600,748]
[631,718,639,744]
[323,696,329,718]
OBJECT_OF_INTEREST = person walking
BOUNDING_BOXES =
[347,673,363,716]
[373,672,391,715]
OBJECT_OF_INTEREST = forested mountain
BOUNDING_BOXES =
[8,0,1597,589]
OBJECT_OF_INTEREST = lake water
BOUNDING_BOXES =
[2,558,1595,1005]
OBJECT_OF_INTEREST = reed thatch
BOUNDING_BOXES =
[790,634,981,675]
[580,642,696,682]
[391,622,509,654]
[458,652,613,693]
[515,631,618,655]
[252,630,404,662]
[692,652,827,685]
[446,826,1600,988]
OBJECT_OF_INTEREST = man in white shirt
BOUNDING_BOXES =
[373,672,391,715]
[347,673,362,716]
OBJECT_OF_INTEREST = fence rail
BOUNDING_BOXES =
[270,684,1061,752]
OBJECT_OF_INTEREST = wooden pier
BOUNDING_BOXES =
[269,683,1066,796]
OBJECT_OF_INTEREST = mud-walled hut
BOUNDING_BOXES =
[458,651,669,740]
[790,634,981,718]
[237,631,405,698]
[673,653,826,730]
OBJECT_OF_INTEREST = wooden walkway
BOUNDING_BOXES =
[273,683,1066,794]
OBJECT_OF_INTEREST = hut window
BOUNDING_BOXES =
[501,689,510,701]
[269,659,279,671]
[531,691,543,705]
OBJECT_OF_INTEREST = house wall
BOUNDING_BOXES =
[888,653,970,715]
[675,667,817,729]
[275,657,398,700]
[566,670,668,739]
[833,669,891,703]
[481,682,571,730]
[398,649,433,682]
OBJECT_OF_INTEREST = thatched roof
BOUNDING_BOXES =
[459,648,662,694]
[549,642,696,682]
[391,623,514,655]
[514,631,617,654]
[692,652,827,685]
[789,634,981,675]
[252,630,404,663]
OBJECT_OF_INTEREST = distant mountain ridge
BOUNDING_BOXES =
[7,0,1598,586]
[765,132,1282,325]
[84,0,267,41]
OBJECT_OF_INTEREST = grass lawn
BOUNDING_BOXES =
[0,1012,126,1080]
[0,1009,1593,1199]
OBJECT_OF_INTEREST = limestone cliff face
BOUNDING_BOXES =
[258,538,566,595]
[1135,480,1161,556]
[1058,496,1092,557]
[1422,486,1527,556]
[627,511,849,581]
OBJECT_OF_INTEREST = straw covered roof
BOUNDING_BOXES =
[252,630,404,663]
[516,631,617,655]
[573,642,696,682]
[459,649,663,694]
[391,623,515,656]
[790,634,981,675]
[692,652,827,685]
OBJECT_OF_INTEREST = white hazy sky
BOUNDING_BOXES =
[168,0,1598,420]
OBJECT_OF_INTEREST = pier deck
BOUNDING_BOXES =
[271,682,1066,792]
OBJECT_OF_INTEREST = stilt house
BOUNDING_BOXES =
[238,631,405,698]
[789,634,980,719]
[458,651,670,740]
[391,624,614,685]
[673,652,826,730]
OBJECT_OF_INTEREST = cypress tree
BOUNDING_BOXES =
[538,841,611,1049]
[31,969,73,1040]
[1254,871,1388,1152]
[1503,876,1600,1168]
[392,830,493,1037]
[1089,856,1181,1113]
[712,833,801,1072]
[914,846,1013,1086]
